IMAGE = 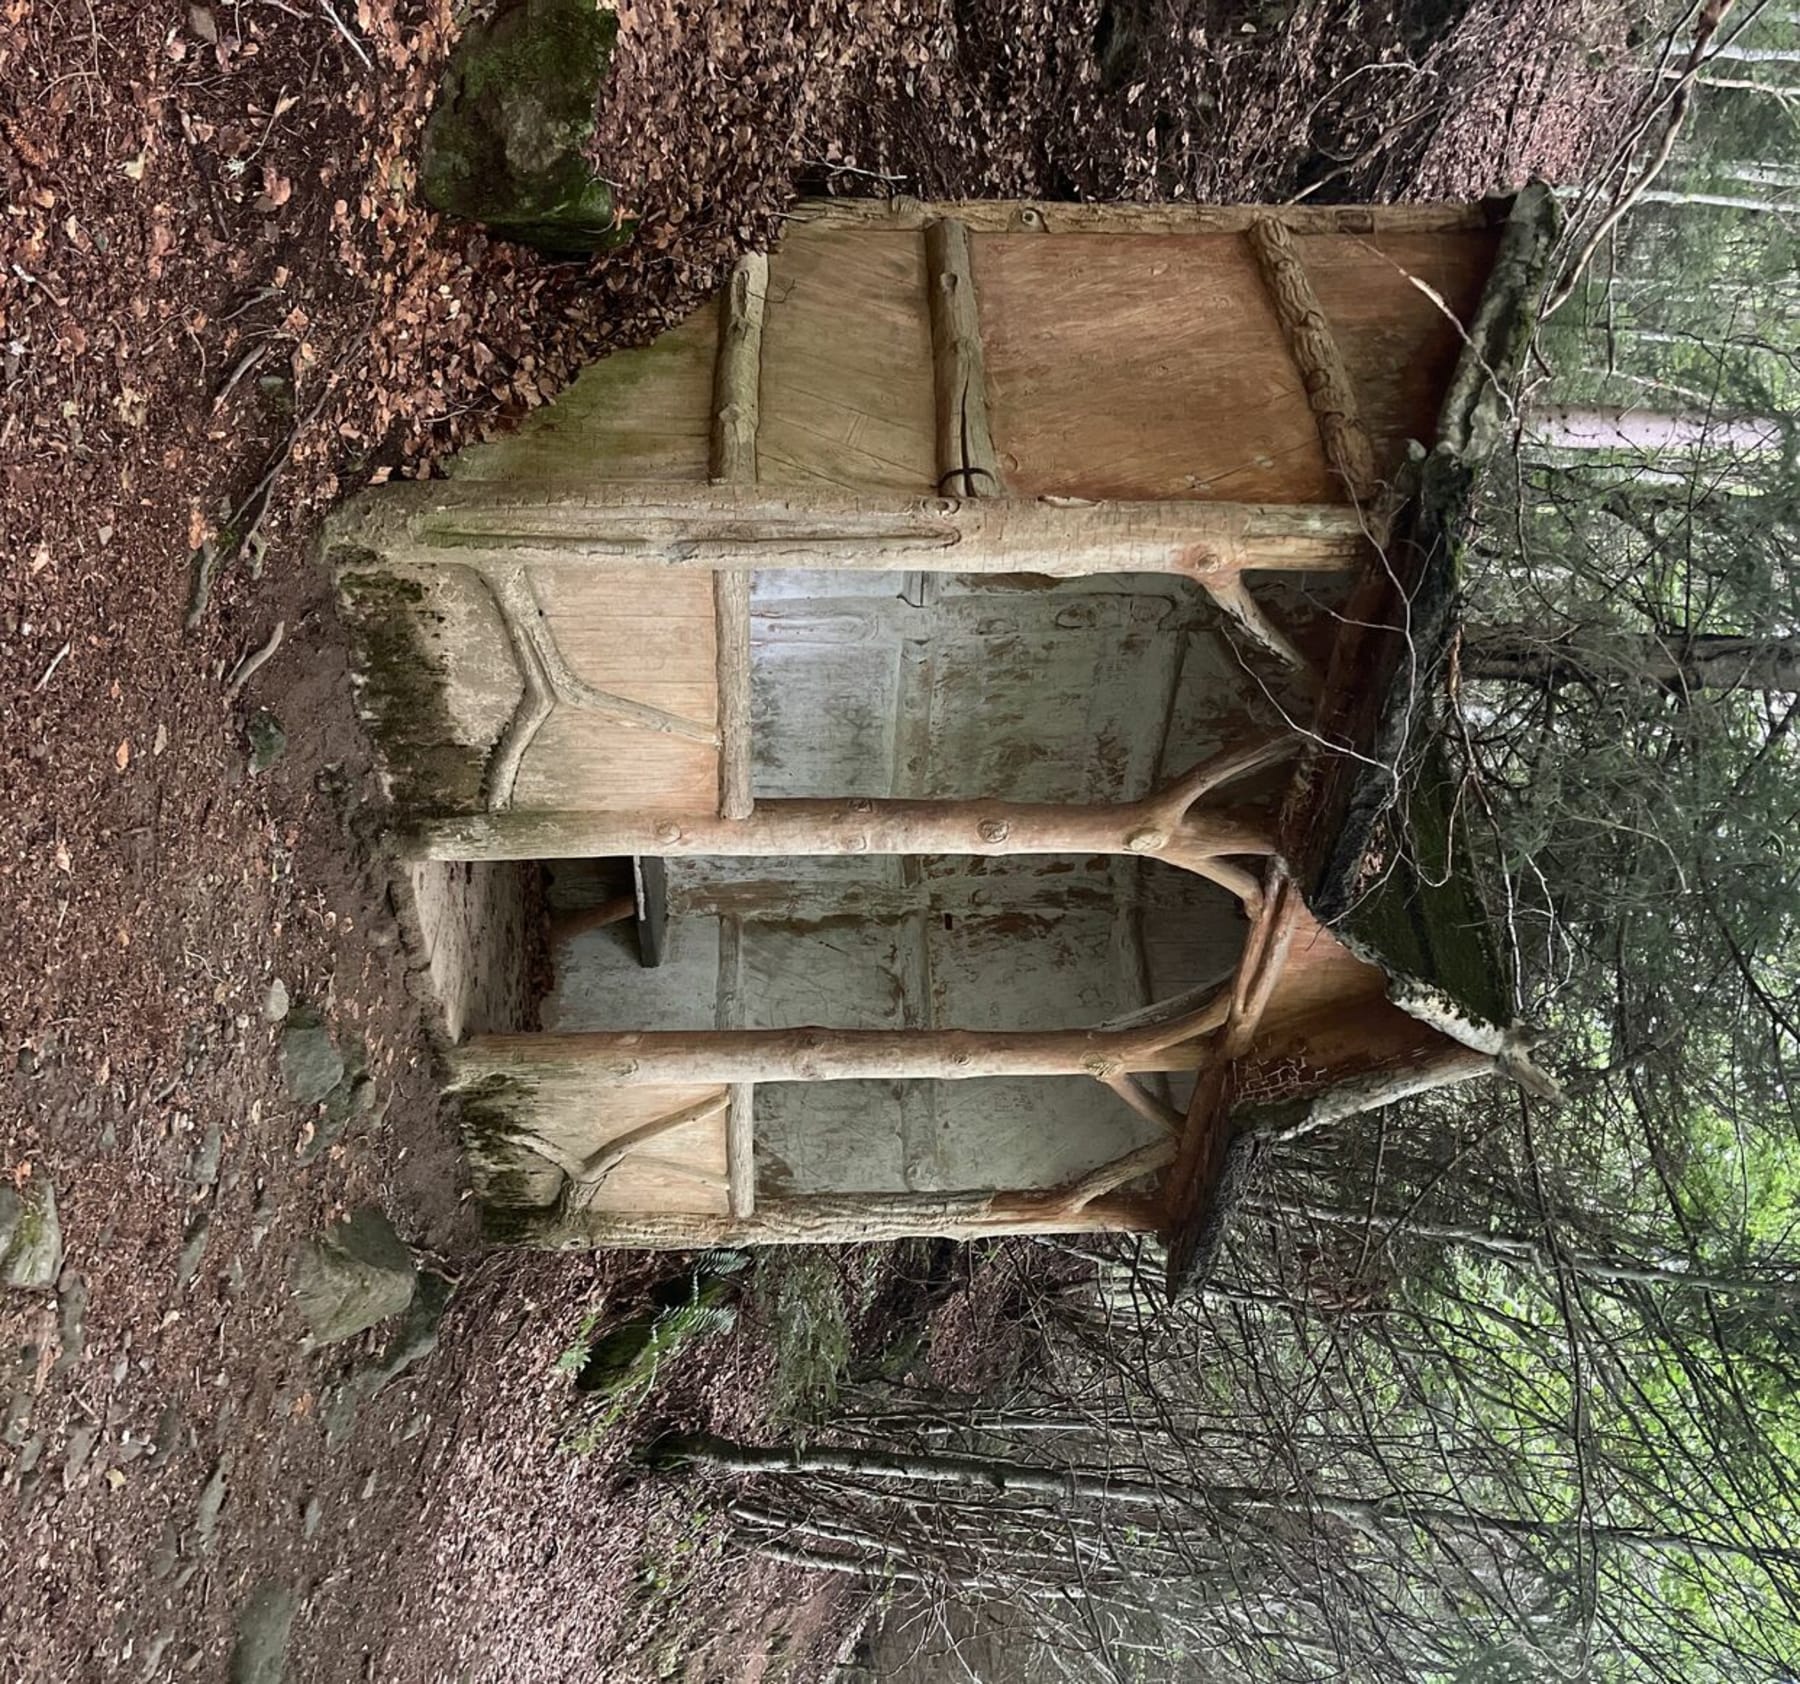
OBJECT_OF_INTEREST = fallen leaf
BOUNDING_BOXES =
[153,722,169,757]
[115,738,131,771]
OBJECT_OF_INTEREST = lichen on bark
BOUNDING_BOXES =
[420,0,632,254]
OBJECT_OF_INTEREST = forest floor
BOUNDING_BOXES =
[0,0,1630,1678]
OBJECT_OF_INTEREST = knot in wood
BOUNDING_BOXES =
[1084,1056,1122,1079]
[848,797,874,815]
[949,1051,973,1069]
[845,833,870,853]
[977,818,1010,844]
[1126,828,1168,854]
[655,822,683,845]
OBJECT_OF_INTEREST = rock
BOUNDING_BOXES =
[194,1459,228,1553]
[175,1214,211,1291]
[62,1421,98,1489]
[1,1182,61,1291]
[419,0,632,254]
[323,1268,454,1448]
[53,1269,86,1375]
[246,709,285,774]
[190,1121,224,1187]
[279,1010,343,1106]
[292,1207,416,1344]
[301,1493,322,1541]
[261,978,290,1024]
[228,1579,296,1684]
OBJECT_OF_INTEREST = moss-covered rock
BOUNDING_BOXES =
[420,0,631,254]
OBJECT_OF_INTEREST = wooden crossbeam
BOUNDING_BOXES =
[451,1003,1230,1089]
[490,1190,1161,1250]
[407,737,1297,911]
[710,252,767,822]
[328,482,1369,578]
[925,218,1005,498]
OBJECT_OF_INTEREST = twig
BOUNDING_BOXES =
[316,0,373,69]
[34,640,71,692]
[225,620,285,699]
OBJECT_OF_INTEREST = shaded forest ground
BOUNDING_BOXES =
[0,0,1630,1678]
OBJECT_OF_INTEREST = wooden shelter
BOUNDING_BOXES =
[330,189,1558,1292]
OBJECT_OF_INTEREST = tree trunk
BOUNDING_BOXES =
[1526,404,1784,456]
[651,1431,1800,1569]
[1464,627,1800,693]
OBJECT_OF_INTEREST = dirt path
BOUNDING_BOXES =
[0,0,1626,1676]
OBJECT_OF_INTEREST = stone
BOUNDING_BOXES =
[246,709,285,774]
[175,1214,211,1291]
[1,1182,62,1291]
[279,1011,344,1106]
[419,0,632,254]
[228,1579,296,1684]
[261,977,290,1024]
[292,1207,416,1344]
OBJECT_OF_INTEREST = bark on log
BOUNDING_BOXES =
[328,482,1369,578]
[925,218,1005,498]
[1247,217,1379,503]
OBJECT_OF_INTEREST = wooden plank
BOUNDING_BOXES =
[925,218,1005,497]
[1247,218,1379,503]
[758,225,937,493]
[712,569,754,820]
[492,1189,1160,1249]
[973,233,1337,504]
[633,856,667,968]
[786,198,1497,236]
[331,481,1371,576]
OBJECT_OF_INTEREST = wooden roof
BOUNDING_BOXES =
[1162,185,1561,1295]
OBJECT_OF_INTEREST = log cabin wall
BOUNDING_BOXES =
[331,198,1516,1245]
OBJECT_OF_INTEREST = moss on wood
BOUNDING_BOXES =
[335,561,487,815]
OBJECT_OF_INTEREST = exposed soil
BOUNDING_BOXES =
[0,0,1631,1677]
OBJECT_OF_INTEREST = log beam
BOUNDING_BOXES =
[328,482,1368,579]
[451,998,1231,1090]
[925,218,1005,498]
[489,1189,1160,1250]
[405,735,1298,910]
[726,1082,755,1219]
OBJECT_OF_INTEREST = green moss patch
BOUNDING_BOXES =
[420,0,632,254]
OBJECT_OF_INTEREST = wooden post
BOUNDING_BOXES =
[925,218,1004,498]
[489,1190,1161,1250]
[328,482,1369,578]
[710,252,766,822]
[726,1082,755,1219]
